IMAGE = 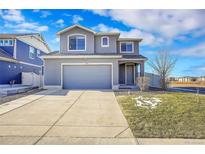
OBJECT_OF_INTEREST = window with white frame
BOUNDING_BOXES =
[8,40,13,46]
[0,40,3,46]
[0,39,13,46]
[120,42,133,53]
[29,46,35,59]
[101,36,109,47]
[37,49,41,57]
[4,40,9,46]
[68,34,86,51]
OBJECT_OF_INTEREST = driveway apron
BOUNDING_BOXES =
[0,90,136,144]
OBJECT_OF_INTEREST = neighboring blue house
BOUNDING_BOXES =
[0,33,51,84]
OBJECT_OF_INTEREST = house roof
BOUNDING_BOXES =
[122,54,147,60]
[43,51,147,61]
[0,33,51,53]
[57,24,96,35]
[118,38,143,42]
[0,33,40,39]
[56,24,143,42]
[96,32,120,36]
[44,51,122,56]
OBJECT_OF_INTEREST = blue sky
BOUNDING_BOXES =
[0,9,205,77]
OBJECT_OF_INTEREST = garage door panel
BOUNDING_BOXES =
[63,65,112,89]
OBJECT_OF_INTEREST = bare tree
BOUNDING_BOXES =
[137,77,150,91]
[149,51,177,90]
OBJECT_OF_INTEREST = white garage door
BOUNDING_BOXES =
[63,65,112,89]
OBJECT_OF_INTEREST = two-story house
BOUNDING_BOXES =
[0,33,51,84]
[42,24,147,90]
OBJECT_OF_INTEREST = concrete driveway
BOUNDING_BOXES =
[0,89,136,144]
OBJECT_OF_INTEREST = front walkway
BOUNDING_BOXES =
[0,89,136,144]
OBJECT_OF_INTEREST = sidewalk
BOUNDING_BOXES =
[136,138,205,145]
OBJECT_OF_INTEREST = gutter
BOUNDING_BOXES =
[120,58,148,61]
[0,56,18,63]
[41,55,122,59]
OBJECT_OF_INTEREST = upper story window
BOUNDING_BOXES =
[101,36,109,47]
[29,46,35,59]
[120,42,134,53]
[0,39,14,46]
[68,34,86,51]
[37,49,41,57]
[0,40,3,46]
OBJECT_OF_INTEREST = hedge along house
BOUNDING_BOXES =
[0,33,51,84]
[42,24,147,90]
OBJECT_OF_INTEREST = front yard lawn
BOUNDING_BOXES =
[116,92,205,138]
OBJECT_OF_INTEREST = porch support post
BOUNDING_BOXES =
[140,62,145,77]
[135,64,138,78]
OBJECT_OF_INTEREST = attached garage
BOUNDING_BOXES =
[62,64,112,89]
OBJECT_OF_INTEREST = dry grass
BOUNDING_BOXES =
[116,92,205,138]
[169,81,205,88]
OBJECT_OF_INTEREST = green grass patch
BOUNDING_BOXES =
[116,92,205,138]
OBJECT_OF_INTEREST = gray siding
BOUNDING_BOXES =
[95,35,117,53]
[60,27,95,54]
[117,41,139,54]
[44,58,119,86]
[119,64,125,84]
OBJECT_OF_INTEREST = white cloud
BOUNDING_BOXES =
[40,10,52,18]
[92,23,120,32]
[174,41,205,57]
[183,63,205,75]
[55,19,65,28]
[32,10,52,18]
[0,9,24,22]
[90,9,109,16]
[36,26,48,32]
[4,22,48,33]
[92,23,164,46]
[33,9,40,13]
[72,15,83,24]
[1,9,48,33]
[90,10,205,42]
[51,38,60,43]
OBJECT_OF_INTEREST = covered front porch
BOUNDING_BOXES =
[118,61,145,89]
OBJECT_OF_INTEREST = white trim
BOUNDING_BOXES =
[18,61,42,68]
[37,49,41,58]
[57,24,96,35]
[0,57,18,63]
[61,63,114,89]
[13,39,17,59]
[29,46,35,59]
[41,55,122,59]
[42,58,45,88]
[101,36,109,47]
[67,33,86,52]
[120,42,134,53]
[119,58,147,61]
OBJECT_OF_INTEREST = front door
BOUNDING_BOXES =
[126,65,134,85]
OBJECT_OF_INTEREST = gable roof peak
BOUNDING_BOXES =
[57,24,96,35]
